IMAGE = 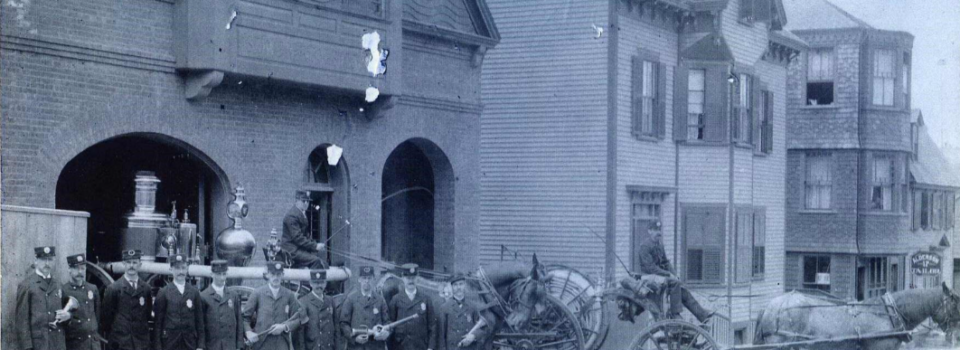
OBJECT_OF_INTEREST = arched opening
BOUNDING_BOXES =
[302,144,350,268]
[381,139,455,271]
[55,133,230,264]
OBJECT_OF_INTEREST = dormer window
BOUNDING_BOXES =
[806,49,834,106]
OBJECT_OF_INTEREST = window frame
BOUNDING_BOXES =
[757,89,773,154]
[902,52,911,109]
[682,206,726,285]
[804,152,833,210]
[801,255,831,292]
[686,69,707,141]
[870,156,895,212]
[629,190,671,272]
[731,73,754,144]
[805,48,835,106]
[872,49,897,107]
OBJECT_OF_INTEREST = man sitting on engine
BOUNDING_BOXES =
[635,221,715,323]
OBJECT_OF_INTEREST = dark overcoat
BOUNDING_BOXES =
[434,298,489,350]
[295,292,338,350]
[16,273,70,350]
[153,283,205,350]
[338,291,389,350]
[102,277,153,350]
[387,290,436,350]
[242,285,301,350]
[200,286,244,350]
[62,281,102,350]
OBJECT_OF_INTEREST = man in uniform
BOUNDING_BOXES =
[102,250,153,350]
[295,270,338,350]
[63,253,105,350]
[388,264,436,350]
[200,260,244,350]
[16,246,77,350]
[282,190,326,269]
[339,266,390,350]
[636,221,714,323]
[243,262,301,350]
[434,274,487,350]
[153,254,205,350]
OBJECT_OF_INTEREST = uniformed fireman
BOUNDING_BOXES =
[388,264,436,350]
[282,190,326,269]
[102,250,153,350]
[295,270,338,350]
[243,262,302,350]
[200,260,244,350]
[434,274,488,350]
[153,254,205,350]
[16,246,78,350]
[63,253,105,350]
[339,266,390,350]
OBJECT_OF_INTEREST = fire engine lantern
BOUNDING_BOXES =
[215,185,256,266]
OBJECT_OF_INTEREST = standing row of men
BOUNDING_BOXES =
[16,246,489,350]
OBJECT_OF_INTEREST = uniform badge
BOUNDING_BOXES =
[421,303,426,312]
[57,289,62,298]
[285,305,290,314]
[467,315,472,323]
[88,290,94,300]
[373,307,379,315]
[228,299,234,308]
[140,297,145,306]
[187,299,193,309]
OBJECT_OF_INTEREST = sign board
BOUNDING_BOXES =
[912,252,942,276]
[815,273,830,285]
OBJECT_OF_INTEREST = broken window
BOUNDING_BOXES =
[806,49,834,106]
[873,49,895,106]
[805,153,832,209]
[687,69,706,140]
[802,256,830,292]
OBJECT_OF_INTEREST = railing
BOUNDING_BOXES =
[708,311,734,347]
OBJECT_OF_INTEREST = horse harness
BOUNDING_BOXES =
[880,293,910,341]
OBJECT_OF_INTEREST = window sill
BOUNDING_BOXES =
[754,150,770,157]
[864,105,905,112]
[735,142,754,150]
[800,105,840,110]
[678,140,727,147]
[633,134,663,143]
[861,211,908,217]
[799,209,838,214]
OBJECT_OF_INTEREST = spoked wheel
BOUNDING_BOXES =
[493,295,585,350]
[631,319,719,350]
[545,265,607,350]
[86,262,116,299]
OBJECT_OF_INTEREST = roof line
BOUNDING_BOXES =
[822,0,874,29]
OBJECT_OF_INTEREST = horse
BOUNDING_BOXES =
[753,283,960,350]
[378,255,552,348]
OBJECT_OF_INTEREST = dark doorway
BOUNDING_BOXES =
[303,144,350,268]
[55,133,229,264]
[382,141,437,269]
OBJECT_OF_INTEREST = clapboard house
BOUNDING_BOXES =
[480,0,802,342]
[782,0,957,300]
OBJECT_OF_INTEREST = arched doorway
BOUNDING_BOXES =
[381,139,455,271]
[302,144,350,268]
[55,133,230,264]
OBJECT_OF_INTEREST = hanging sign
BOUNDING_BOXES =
[911,252,941,276]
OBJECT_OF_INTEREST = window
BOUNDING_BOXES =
[947,192,956,229]
[752,212,766,279]
[911,124,919,160]
[684,207,725,284]
[805,153,832,209]
[732,74,753,143]
[687,69,706,140]
[902,53,910,107]
[632,57,662,138]
[864,257,888,299]
[734,209,765,283]
[739,0,774,23]
[871,157,894,211]
[758,90,773,153]
[631,191,668,272]
[921,191,931,229]
[802,256,831,292]
[873,49,895,106]
[807,49,834,105]
[934,192,942,230]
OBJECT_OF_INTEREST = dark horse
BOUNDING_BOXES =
[754,283,960,350]
[379,255,551,348]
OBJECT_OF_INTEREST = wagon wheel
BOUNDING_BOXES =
[630,319,719,350]
[86,262,116,299]
[545,265,608,350]
[493,294,585,350]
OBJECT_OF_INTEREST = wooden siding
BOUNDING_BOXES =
[479,0,609,273]
[722,0,771,66]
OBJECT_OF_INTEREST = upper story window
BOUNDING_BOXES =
[632,56,665,139]
[757,90,773,154]
[807,49,834,106]
[911,124,919,160]
[902,52,911,108]
[873,49,896,106]
[871,157,895,211]
[805,153,832,209]
[687,69,707,140]
[732,74,754,143]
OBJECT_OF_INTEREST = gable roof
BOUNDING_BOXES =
[911,120,960,189]
[911,109,924,126]
[782,0,874,31]
[403,0,500,46]
[682,33,734,62]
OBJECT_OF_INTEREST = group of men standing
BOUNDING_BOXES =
[15,244,489,350]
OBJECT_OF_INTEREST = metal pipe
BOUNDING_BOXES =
[105,261,351,281]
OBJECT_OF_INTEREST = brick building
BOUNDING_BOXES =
[480,0,802,343]
[783,0,957,300]
[0,0,498,278]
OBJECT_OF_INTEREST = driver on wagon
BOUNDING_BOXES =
[634,221,715,323]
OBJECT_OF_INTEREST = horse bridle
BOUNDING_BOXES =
[933,294,960,330]
[506,277,545,315]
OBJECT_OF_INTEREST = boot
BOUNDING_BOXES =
[680,287,714,323]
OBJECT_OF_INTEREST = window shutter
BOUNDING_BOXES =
[751,77,760,145]
[674,64,689,141]
[631,56,642,136]
[704,66,729,142]
[704,249,723,283]
[657,62,668,138]
[755,0,773,22]
[762,91,774,153]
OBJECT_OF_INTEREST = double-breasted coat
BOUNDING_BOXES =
[62,280,102,350]
[102,277,153,350]
[15,273,71,350]
[242,285,302,350]
[153,283,205,350]
[295,292,338,350]
[387,290,436,350]
[338,291,389,350]
[200,286,244,350]
[434,298,489,350]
